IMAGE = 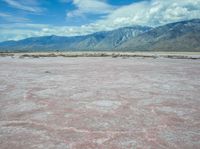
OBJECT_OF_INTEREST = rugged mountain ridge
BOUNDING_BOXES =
[117,19,200,51]
[0,19,200,52]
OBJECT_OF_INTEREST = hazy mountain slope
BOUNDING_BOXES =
[117,19,200,51]
[70,32,109,51]
[0,26,151,52]
[0,35,85,52]
[93,26,151,50]
[0,19,200,52]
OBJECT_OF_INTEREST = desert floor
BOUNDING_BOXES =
[0,57,200,149]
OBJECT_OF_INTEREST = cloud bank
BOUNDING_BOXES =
[106,0,200,26]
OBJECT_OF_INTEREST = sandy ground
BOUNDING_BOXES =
[0,57,200,149]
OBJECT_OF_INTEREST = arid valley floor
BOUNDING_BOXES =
[0,55,200,149]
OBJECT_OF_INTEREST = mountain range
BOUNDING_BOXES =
[0,19,200,52]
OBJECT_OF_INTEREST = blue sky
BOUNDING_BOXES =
[0,0,200,41]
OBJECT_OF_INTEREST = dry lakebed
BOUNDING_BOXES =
[0,53,200,149]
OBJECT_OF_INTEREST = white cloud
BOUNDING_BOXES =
[96,0,200,27]
[66,0,116,18]
[2,0,43,13]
